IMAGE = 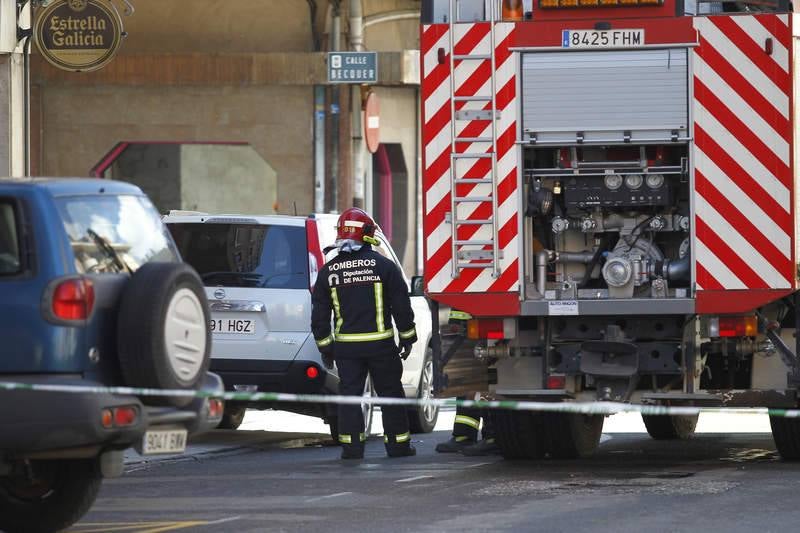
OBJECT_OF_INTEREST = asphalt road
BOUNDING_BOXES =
[71,416,800,533]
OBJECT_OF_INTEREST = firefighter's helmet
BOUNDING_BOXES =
[336,207,379,245]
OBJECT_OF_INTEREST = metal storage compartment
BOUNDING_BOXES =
[522,49,690,145]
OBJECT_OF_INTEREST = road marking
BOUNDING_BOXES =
[467,462,493,468]
[70,523,207,533]
[136,522,209,533]
[395,475,433,483]
[202,517,242,526]
[306,491,353,502]
[70,524,163,532]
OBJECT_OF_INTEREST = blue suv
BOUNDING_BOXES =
[0,179,224,533]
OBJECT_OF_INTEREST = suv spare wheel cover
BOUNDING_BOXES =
[164,287,207,383]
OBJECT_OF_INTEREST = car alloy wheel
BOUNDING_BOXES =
[420,357,436,425]
[362,377,374,436]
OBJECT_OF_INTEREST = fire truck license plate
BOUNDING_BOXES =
[562,29,644,49]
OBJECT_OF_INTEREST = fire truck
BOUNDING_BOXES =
[420,0,800,460]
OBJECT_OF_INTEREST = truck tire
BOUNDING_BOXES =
[117,262,211,407]
[408,350,439,433]
[642,414,698,440]
[543,413,604,459]
[218,405,247,430]
[770,415,800,460]
[0,459,102,533]
[490,409,546,459]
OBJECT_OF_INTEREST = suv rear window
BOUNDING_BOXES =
[0,202,20,276]
[168,223,309,289]
[56,195,179,274]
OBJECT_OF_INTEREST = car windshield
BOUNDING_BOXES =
[55,194,180,274]
[168,223,309,289]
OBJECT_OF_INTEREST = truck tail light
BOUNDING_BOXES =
[467,319,505,340]
[52,278,95,321]
[708,316,758,338]
[540,0,663,6]
[502,0,524,20]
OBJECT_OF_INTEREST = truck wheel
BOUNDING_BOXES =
[0,459,102,533]
[218,405,247,430]
[770,415,800,460]
[490,409,546,459]
[408,350,439,433]
[117,262,211,407]
[642,414,698,440]
[543,413,604,459]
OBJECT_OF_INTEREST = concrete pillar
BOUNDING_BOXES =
[349,0,366,209]
[0,0,27,177]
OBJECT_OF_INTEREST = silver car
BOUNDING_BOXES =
[164,212,438,437]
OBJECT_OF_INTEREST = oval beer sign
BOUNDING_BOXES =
[34,0,123,73]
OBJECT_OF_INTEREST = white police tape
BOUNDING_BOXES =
[1,380,799,418]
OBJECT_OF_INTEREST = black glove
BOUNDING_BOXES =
[399,340,414,361]
[319,345,334,370]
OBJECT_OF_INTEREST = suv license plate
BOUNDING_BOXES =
[562,29,644,49]
[142,428,188,455]
[210,319,255,335]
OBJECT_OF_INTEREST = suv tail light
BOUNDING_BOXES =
[306,219,324,291]
[208,398,224,419]
[52,278,95,321]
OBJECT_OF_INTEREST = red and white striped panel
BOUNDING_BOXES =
[693,14,795,292]
[421,22,520,294]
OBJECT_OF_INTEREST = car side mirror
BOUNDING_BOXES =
[410,275,425,297]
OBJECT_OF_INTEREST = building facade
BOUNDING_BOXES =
[29,0,421,272]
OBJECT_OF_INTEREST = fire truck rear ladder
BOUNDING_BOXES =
[448,0,500,279]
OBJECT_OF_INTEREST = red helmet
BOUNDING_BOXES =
[336,207,377,244]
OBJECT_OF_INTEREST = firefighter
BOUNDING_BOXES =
[436,398,498,455]
[311,207,417,460]
[435,309,500,456]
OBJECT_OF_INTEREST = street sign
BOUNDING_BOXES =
[328,52,378,84]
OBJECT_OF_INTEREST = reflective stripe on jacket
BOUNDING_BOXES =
[311,245,417,358]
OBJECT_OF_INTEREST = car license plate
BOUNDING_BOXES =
[562,29,644,49]
[142,428,187,455]
[210,318,255,335]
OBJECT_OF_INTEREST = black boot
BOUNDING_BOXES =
[461,438,501,456]
[435,436,475,453]
[387,445,416,458]
[340,445,364,460]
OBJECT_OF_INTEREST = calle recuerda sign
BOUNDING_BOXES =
[34,0,124,73]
